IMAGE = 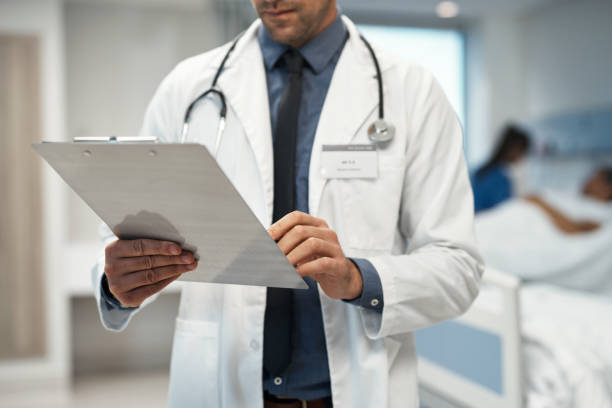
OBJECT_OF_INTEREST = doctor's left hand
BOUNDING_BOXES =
[268,211,363,300]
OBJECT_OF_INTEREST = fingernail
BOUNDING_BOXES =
[169,245,181,255]
[181,254,192,262]
[188,262,197,270]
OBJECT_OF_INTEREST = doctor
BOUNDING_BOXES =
[93,1,483,407]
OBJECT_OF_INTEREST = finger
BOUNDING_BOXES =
[295,257,337,280]
[108,252,195,275]
[276,225,336,255]
[286,237,340,266]
[268,211,328,240]
[116,262,198,292]
[120,275,181,308]
[107,239,181,259]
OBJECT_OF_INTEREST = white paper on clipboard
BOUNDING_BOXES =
[33,141,307,289]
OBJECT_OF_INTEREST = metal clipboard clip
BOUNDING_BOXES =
[73,136,158,143]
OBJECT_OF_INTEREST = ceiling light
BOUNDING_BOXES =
[436,1,459,19]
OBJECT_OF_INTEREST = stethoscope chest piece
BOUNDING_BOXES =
[367,119,395,144]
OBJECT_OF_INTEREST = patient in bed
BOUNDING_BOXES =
[474,167,612,294]
[523,167,612,234]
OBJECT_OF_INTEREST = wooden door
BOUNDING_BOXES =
[0,34,45,359]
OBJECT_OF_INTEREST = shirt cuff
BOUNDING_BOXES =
[343,258,384,313]
[100,274,137,311]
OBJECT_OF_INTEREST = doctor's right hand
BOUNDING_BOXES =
[104,239,198,307]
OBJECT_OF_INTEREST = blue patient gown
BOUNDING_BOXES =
[471,165,512,213]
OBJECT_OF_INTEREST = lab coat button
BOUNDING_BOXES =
[273,377,283,386]
[370,298,379,307]
[249,339,259,350]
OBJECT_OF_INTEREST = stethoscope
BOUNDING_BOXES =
[180,30,395,155]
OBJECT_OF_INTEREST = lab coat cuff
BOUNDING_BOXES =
[343,258,384,313]
[96,295,139,332]
[100,274,138,311]
[92,259,139,332]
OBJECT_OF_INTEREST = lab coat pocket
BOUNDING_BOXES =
[340,157,406,251]
[168,318,220,408]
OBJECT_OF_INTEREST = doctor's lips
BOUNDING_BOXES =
[263,8,296,18]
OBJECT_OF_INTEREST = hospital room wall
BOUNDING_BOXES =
[521,0,612,118]
[65,1,226,244]
[465,0,612,167]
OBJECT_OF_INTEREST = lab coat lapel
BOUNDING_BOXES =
[218,21,275,225]
[308,18,379,216]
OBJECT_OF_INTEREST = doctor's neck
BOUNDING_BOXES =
[252,0,338,48]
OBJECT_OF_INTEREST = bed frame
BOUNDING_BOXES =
[416,268,522,408]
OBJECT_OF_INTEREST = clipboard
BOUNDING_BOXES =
[33,140,308,289]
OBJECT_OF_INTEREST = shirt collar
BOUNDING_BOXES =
[258,12,347,74]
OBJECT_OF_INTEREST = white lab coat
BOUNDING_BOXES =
[92,16,483,408]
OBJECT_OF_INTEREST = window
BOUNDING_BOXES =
[357,25,466,127]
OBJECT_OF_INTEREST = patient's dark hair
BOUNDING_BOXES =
[604,167,612,183]
[476,125,531,179]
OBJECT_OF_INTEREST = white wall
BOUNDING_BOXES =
[61,1,239,379]
[65,0,226,244]
[466,15,525,166]
[465,0,612,167]
[522,0,612,118]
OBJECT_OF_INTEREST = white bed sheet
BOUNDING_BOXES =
[521,284,612,408]
[475,197,612,294]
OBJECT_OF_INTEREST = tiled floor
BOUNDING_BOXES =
[2,371,170,408]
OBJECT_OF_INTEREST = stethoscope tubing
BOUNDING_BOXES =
[359,34,384,120]
[180,33,243,145]
[180,28,390,150]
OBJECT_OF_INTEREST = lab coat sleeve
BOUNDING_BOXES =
[360,70,484,339]
[92,224,137,331]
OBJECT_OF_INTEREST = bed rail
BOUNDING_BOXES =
[416,268,522,408]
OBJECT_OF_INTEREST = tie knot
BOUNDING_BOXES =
[283,49,305,74]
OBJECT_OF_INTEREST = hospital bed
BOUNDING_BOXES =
[416,268,522,408]
[417,268,612,408]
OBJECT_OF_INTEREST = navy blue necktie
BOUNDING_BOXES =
[263,49,305,377]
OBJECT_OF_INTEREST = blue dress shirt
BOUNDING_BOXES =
[100,12,384,401]
[471,165,512,212]
[258,14,383,400]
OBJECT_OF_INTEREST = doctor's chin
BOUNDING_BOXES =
[2,0,611,408]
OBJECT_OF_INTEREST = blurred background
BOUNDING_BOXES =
[1,0,611,407]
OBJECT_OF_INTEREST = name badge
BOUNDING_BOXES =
[320,144,377,179]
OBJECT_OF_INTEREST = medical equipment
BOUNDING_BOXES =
[180,31,395,152]
[417,268,522,408]
[418,269,612,408]
[359,35,396,144]
[180,33,243,151]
